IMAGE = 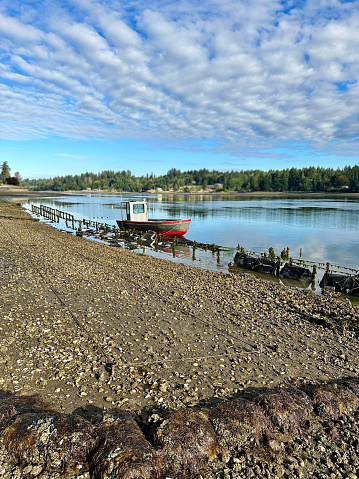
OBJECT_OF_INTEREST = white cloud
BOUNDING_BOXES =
[0,12,42,43]
[0,0,357,159]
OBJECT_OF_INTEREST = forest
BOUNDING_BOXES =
[22,165,359,193]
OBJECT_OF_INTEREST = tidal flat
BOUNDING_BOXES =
[0,200,359,478]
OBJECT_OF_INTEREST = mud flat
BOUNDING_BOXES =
[0,200,359,478]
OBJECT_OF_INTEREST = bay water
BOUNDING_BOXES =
[19,193,359,292]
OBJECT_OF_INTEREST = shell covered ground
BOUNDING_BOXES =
[0,200,359,479]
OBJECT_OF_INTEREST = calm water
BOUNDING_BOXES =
[16,193,359,290]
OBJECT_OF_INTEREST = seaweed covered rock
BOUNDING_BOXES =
[303,382,359,419]
[154,408,219,478]
[208,398,271,451]
[0,391,53,434]
[1,381,359,478]
[3,412,94,476]
[90,409,164,479]
[254,387,313,435]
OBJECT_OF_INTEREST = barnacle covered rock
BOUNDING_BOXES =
[3,411,94,475]
[255,387,313,434]
[304,381,359,419]
[90,409,164,479]
[154,408,219,478]
[0,391,52,433]
[208,398,271,451]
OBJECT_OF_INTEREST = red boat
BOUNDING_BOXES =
[117,200,191,237]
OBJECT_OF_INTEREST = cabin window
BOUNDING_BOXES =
[133,203,145,214]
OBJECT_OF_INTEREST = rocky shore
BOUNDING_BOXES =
[0,200,359,478]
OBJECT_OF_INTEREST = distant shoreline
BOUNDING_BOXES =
[1,187,359,198]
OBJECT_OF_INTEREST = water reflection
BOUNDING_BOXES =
[21,194,359,278]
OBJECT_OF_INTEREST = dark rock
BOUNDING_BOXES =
[254,258,279,274]
[234,253,278,275]
[279,263,312,280]
[320,273,359,296]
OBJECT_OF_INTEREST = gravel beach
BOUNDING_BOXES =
[1,199,359,478]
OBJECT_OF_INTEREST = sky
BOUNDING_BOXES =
[0,0,358,180]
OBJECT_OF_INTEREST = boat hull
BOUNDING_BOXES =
[117,218,191,236]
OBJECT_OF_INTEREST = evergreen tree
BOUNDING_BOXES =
[14,172,22,185]
[1,161,11,182]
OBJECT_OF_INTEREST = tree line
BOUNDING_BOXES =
[16,164,359,193]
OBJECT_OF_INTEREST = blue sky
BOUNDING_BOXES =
[0,0,358,179]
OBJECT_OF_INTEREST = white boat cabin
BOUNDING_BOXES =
[123,200,148,222]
